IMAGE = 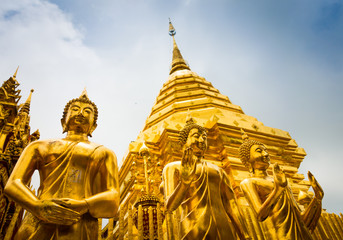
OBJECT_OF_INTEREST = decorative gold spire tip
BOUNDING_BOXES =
[13,66,19,78]
[20,89,34,114]
[241,129,249,141]
[185,109,195,124]
[169,18,176,36]
[79,88,89,100]
[139,142,150,157]
[168,19,191,74]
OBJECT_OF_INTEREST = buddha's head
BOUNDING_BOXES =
[179,118,207,157]
[239,131,270,173]
[61,90,98,137]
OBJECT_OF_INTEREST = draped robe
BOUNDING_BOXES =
[15,140,118,240]
[272,187,313,239]
[162,160,241,240]
[241,177,317,240]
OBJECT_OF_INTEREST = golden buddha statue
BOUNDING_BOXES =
[239,130,323,239]
[4,90,119,240]
[161,118,248,240]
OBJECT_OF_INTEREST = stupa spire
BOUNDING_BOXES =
[13,66,19,79]
[20,89,34,114]
[169,19,190,75]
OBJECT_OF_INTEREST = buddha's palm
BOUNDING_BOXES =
[181,147,197,185]
[308,171,324,200]
[273,163,287,188]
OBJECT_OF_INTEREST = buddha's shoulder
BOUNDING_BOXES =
[163,161,181,171]
[79,141,115,157]
[25,138,63,148]
[30,139,108,152]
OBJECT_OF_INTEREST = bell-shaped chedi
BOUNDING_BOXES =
[115,21,337,240]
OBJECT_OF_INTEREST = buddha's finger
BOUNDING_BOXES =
[52,205,80,218]
[46,214,79,224]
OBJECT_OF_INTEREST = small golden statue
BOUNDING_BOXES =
[4,90,120,239]
[239,130,323,239]
[161,118,248,239]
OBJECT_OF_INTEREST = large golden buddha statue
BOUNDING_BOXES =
[161,118,248,240]
[239,130,323,239]
[4,90,119,240]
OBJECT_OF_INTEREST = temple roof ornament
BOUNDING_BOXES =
[19,89,34,114]
[13,66,19,79]
[168,19,191,75]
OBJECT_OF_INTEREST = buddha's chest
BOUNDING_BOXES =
[40,142,97,180]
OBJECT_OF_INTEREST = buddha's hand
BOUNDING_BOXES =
[52,198,89,215]
[34,199,81,225]
[181,147,197,185]
[273,163,287,189]
[308,171,324,200]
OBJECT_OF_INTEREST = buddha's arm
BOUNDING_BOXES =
[164,148,197,212]
[222,173,249,240]
[4,141,40,211]
[161,163,187,212]
[85,148,119,218]
[301,171,323,231]
[302,196,322,231]
[241,179,283,222]
[242,164,287,221]
[165,179,190,212]
[5,141,80,225]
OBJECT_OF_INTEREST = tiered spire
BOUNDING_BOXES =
[19,89,34,114]
[13,66,19,79]
[169,19,190,75]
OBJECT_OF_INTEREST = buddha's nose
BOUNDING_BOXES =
[80,109,87,116]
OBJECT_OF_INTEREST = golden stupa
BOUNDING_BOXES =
[105,21,343,240]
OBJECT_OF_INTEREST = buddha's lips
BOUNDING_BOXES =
[193,142,206,152]
[73,115,88,123]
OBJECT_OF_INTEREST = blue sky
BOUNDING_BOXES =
[0,0,342,215]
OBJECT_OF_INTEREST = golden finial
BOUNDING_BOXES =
[13,66,19,78]
[168,19,190,75]
[79,88,89,100]
[185,109,195,124]
[139,142,150,157]
[241,129,249,141]
[19,89,34,114]
[139,142,151,194]
[169,18,176,36]
[27,89,34,101]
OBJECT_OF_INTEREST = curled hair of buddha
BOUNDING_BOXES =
[179,117,206,146]
[239,129,264,170]
[61,90,98,133]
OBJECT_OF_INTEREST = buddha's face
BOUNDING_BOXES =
[185,128,207,157]
[64,101,95,135]
[249,144,270,171]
